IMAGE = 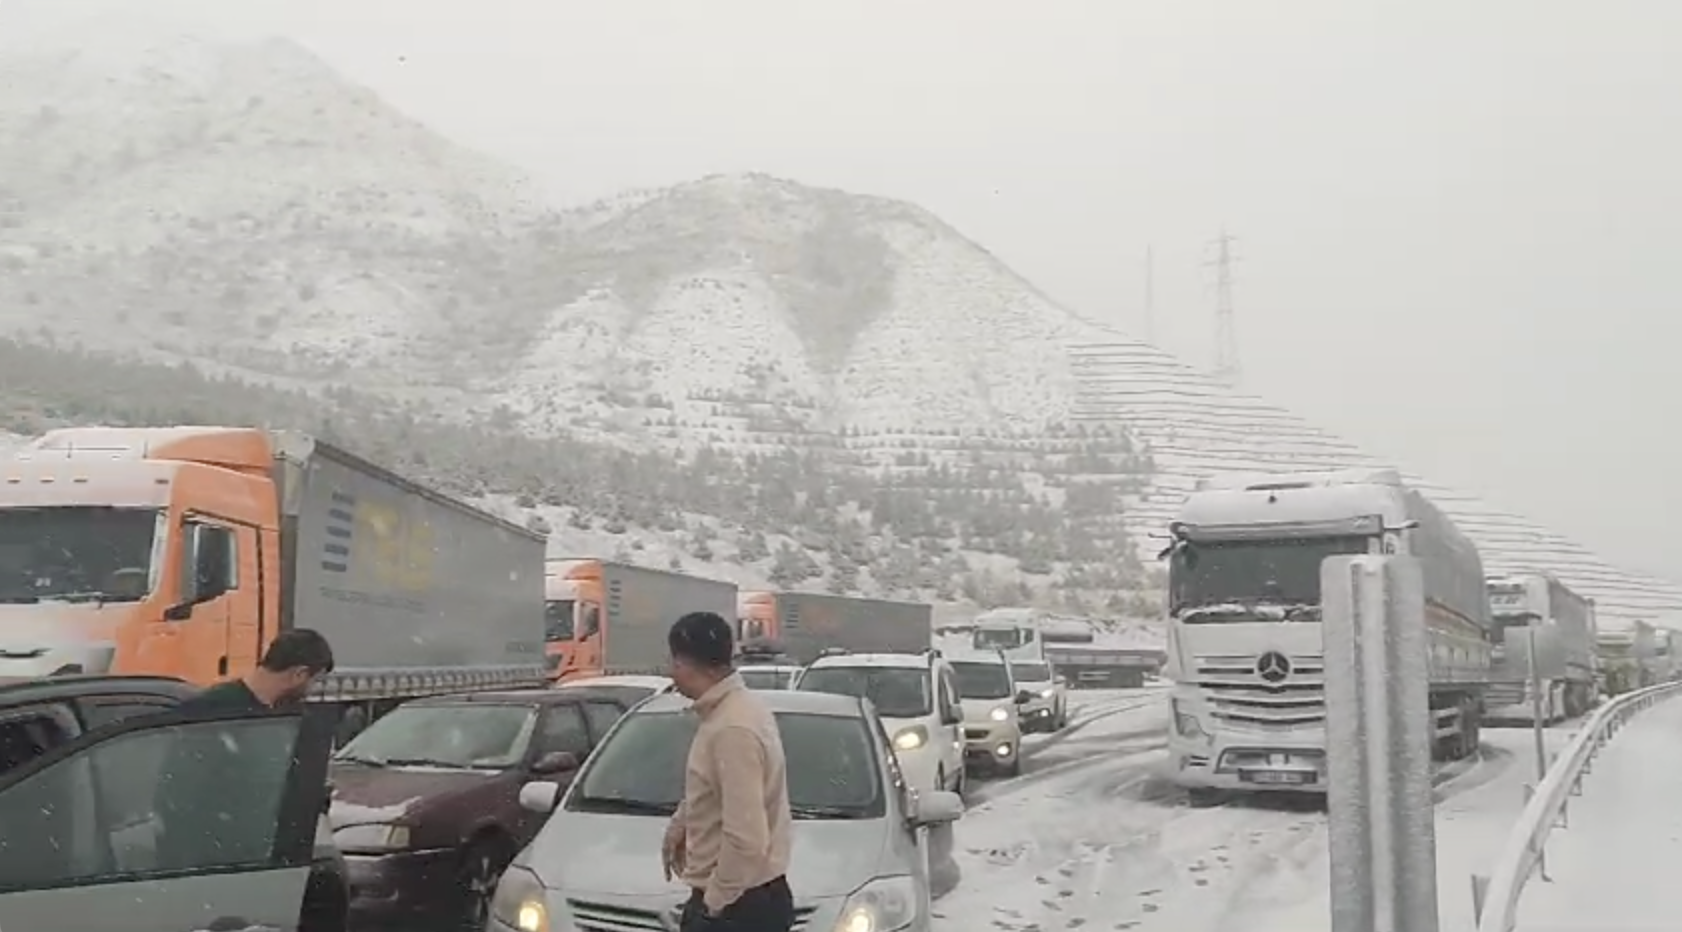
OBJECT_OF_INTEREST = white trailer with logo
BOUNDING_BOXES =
[1161,468,1493,795]
[1484,573,1598,724]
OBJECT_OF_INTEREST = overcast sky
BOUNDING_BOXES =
[10,0,1681,582]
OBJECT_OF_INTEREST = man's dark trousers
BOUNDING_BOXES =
[681,877,795,932]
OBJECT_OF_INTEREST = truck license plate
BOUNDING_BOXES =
[1242,769,1314,786]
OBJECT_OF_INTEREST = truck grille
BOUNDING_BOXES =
[567,899,818,932]
[1193,652,1325,727]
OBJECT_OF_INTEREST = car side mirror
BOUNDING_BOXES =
[1015,690,1034,705]
[529,751,580,776]
[910,789,964,827]
[519,780,563,814]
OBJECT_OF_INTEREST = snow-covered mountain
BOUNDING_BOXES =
[0,28,1677,625]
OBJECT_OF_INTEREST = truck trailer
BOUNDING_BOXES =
[0,426,550,714]
[545,559,737,680]
[1162,467,1493,794]
[1597,621,1656,696]
[1484,573,1598,724]
[737,591,932,664]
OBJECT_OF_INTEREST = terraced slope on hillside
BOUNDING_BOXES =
[1069,340,1682,629]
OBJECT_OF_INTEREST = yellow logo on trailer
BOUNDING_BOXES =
[357,500,434,591]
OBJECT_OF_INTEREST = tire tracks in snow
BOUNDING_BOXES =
[939,738,1514,932]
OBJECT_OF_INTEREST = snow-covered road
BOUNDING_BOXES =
[935,689,1584,932]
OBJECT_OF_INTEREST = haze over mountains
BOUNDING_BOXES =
[1,27,1677,626]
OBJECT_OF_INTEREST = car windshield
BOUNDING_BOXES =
[568,710,884,819]
[797,666,931,718]
[739,668,794,690]
[951,661,1011,699]
[335,703,537,769]
[1011,662,1051,683]
[0,506,162,604]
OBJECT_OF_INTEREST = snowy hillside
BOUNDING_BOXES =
[0,28,1676,624]
[1069,342,1682,629]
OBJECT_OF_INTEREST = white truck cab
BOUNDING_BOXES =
[795,649,967,797]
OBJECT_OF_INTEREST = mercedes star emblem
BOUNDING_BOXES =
[1255,651,1291,683]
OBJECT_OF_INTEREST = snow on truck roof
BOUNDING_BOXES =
[1192,467,1405,492]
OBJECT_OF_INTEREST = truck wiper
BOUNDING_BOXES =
[570,795,678,816]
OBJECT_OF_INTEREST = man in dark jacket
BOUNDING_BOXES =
[158,629,336,869]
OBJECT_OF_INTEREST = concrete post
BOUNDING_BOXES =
[1322,554,1441,932]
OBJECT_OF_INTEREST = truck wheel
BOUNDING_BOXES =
[457,834,514,932]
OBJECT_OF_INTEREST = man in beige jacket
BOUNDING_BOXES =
[662,611,795,932]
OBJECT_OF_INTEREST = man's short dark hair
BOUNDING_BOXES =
[261,628,335,675]
[668,612,734,669]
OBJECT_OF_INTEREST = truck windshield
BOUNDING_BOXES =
[974,628,1029,650]
[545,599,575,641]
[1170,535,1370,617]
[0,506,160,604]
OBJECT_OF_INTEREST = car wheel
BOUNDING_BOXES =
[935,766,946,796]
[1005,747,1022,778]
[457,835,513,932]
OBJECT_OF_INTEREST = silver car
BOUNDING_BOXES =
[489,690,964,932]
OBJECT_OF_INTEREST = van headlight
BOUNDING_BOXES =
[834,875,918,932]
[891,725,927,751]
[333,823,411,852]
[988,706,1009,722]
[490,865,549,932]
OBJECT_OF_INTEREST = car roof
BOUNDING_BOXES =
[0,675,196,707]
[807,652,932,670]
[637,689,865,718]
[556,674,673,691]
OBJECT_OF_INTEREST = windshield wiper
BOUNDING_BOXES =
[334,755,389,768]
[380,757,475,768]
[0,595,38,604]
[571,795,678,816]
[790,804,869,820]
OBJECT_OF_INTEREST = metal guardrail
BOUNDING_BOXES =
[1473,679,1682,932]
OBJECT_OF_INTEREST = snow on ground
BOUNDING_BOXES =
[1509,695,1682,932]
[939,700,1585,932]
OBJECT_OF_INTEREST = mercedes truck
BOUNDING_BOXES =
[1162,468,1494,794]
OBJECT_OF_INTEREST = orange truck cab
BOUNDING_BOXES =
[737,590,780,644]
[545,559,604,681]
[545,558,738,682]
[0,426,549,696]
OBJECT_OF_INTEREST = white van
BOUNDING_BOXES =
[948,649,1032,777]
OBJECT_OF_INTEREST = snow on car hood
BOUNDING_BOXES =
[521,811,891,899]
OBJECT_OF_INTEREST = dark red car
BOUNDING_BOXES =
[327,685,648,929]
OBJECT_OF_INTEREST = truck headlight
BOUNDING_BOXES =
[1039,688,1055,699]
[1170,699,1207,740]
[988,706,1009,722]
[333,822,411,852]
[491,865,549,932]
[833,875,918,932]
[892,725,927,751]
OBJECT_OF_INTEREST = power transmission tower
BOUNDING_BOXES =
[1204,229,1241,383]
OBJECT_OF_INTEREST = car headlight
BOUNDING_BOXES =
[491,865,549,932]
[332,822,411,852]
[833,875,919,932]
[1039,688,1055,699]
[988,706,1009,722]
[892,724,927,751]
